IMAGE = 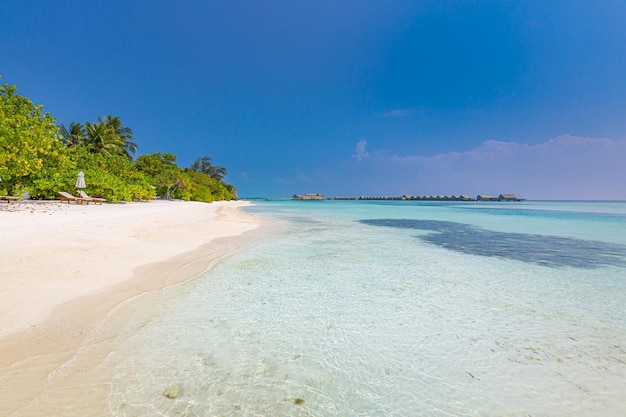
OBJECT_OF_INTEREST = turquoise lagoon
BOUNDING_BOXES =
[102,201,626,416]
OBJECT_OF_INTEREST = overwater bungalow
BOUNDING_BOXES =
[341,194,515,202]
[498,194,522,202]
[292,193,325,200]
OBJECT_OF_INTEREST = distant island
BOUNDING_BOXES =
[292,193,525,202]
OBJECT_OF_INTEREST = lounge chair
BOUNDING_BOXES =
[78,190,107,204]
[0,195,17,204]
[58,191,89,204]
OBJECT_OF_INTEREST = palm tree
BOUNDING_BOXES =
[59,122,86,147]
[99,115,137,159]
[190,156,227,180]
[84,121,127,158]
[78,116,137,159]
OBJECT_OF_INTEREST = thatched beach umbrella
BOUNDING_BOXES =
[75,171,86,189]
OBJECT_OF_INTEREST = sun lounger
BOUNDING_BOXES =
[78,190,107,204]
[58,191,89,204]
[1,195,17,204]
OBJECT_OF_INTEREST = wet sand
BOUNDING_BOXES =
[0,199,260,415]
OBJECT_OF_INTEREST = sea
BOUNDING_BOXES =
[99,200,626,416]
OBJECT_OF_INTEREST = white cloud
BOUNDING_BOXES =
[338,135,626,199]
[352,140,370,161]
[382,108,415,117]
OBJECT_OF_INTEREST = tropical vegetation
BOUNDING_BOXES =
[0,77,236,202]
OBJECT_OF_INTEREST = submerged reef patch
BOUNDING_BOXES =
[359,219,626,269]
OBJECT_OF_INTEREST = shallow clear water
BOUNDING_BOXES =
[102,201,626,416]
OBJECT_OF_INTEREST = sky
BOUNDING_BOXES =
[1,0,625,199]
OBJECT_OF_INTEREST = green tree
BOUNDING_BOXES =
[99,115,137,158]
[0,79,71,196]
[59,121,86,147]
[61,146,154,202]
[190,155,227,180]
[187,170,237,202]
[135,152,190,199]
[1,77,238,202]
[77,115,137,160]
[83,120,124,158]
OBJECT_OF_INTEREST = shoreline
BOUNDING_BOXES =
[0,200,263,415]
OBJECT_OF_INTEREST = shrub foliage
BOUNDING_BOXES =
[0,78,237,202]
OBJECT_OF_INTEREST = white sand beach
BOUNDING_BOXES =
[0,199,260,415]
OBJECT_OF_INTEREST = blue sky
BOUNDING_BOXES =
[2,1,625,199]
